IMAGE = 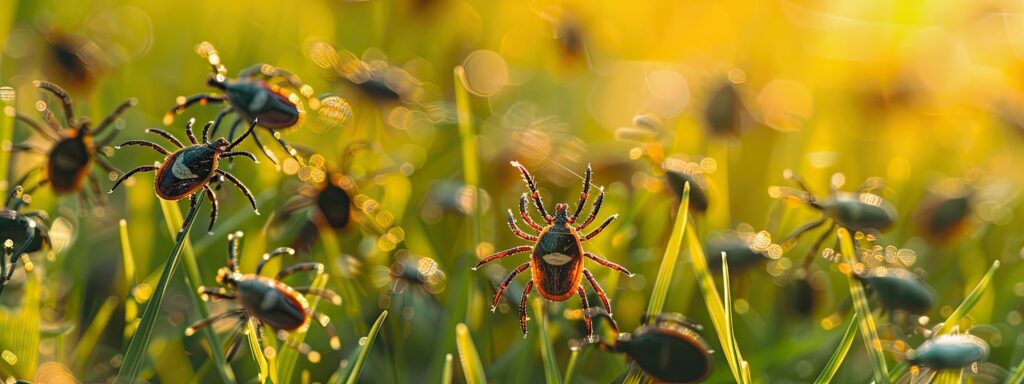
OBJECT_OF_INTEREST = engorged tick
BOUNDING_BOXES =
[473,161,632,336]
[108,118,259,233]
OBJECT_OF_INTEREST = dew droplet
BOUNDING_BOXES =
[358,336,368,346]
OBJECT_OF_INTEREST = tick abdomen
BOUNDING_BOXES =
[236,277,308,330]
[48,137,93,192]
[532,226,583,299]
[156,145,218,199]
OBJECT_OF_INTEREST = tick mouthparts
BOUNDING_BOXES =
[490,306,496,313]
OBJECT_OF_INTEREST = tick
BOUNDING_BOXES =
[473,161,632,336]
[12,81,135,205]
[164,41,313,165]
[185,232,341,360]
[584,310,713,383]
[913,182,972,244]
[108,118,259,233]
[0,186,51,297]
[775,170,898,272]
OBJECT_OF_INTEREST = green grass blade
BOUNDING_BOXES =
[453,65,481,247]
[72,296,119,372]
[0,267,40,379]
[814,313,859,384]
[442,353,454,384]
[935,260,1000,336]
[1007,357,1024,384]
[278,270,331,383]
[345,310,389,384]
[158,193,236,384]
[245,321,270,384]
[116,190,209,384]
[563,347,580,384]
[933,369,962,384]
[0,88,15,196]
[646,181,690,317]
[532,298,561,384]
[686,220,749,384]
[837,228,889,384]
[455,323,486,384]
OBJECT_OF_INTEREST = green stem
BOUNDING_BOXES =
[116,191,208,384]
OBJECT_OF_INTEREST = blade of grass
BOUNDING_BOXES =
[626,183,691,384]
[563,347,579,384]
[1008,357,1024,384]
[720,253,752,383]
[245,321,270,384]
[814,313,859,384]
[532,298,561,384]
[0,266,40,379]
[0,88,15,196]
[933,369,962,384]
[686,219,750,383]
[646,182,690,317]
[157,193,236,384]
[278,270,331,383]
[837,228,889,384]
[118,219,140,340]
[72,296,119,372]
[116,190,210,384]
[344,310,389,384]
[934,260,1000,336]
[456,323,486,384]
[442,353,454,384]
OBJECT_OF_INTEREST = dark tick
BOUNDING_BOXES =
[583,310,713,383]
[109,118,259,233]
[0,186,50,297]
[473,161,632,337]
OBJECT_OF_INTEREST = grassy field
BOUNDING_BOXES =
[1,0,1024,383]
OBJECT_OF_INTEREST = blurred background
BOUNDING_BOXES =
[1,0,1024,382]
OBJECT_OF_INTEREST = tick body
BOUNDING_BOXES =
[109,118,259,233]
[909,334,988,370]
[165,41,314,164]
[914,185,972,244]
[585,311,713,383]
[860,267,935,315]
[186,232,341,360]
[11,81,135,204]
[474,161,632,336]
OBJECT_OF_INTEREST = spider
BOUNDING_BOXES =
[0,186,50,297]
[164,41,315,165]
[473,161,632,336]
[108,118,259,233]
[185,232,341,360]
[11,81,135,205]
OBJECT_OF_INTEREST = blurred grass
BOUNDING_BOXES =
[532,298,561,384]
[813,313,858,384]
[837,228,888,384]
[455,323,485,384]
[343,310,388,384]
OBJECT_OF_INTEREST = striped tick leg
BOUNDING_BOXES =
[472,246,532,270]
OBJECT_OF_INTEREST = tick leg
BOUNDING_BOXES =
[294,286,342,305]
[578,286,593,336]
[274,262,325,281]
[255,246,297,275]
[574,187,605,232]
[581,214,618,241]
[249,127,280,165]
[518,194,544,232]
[13,113,60,142]
[223,318,250,361]
[204,185,219,234]
[800,222,836,270]
[198,286,236,301]
[0,243,14,297]
[228,118,259,151]
[472,246,533,270]
[87,172,107,207]
[10,143,47,155]
[266,129,300,160]
[583,269,618,332]
[779,217,829,251]
[227,118,243,146]
[216,170,259,214]
[569,163,592,224]
[93,98,138,136]
[491,262,530,311]
[209,107,234,140]
[117,140,170,156]
[219,151,258,162]
[519,280,534,336]
[95,157,121,175]
[584,252,633,276]
[184,118,199,145]
[226,231,243,272]
[506,210,538,242]
[185,308,245,336]
[166,94,226,123]
[510,161,552,224]
[145,128,185,148]
[310,310,342,350]
[108,165,158,193]
[34,81,74,126]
